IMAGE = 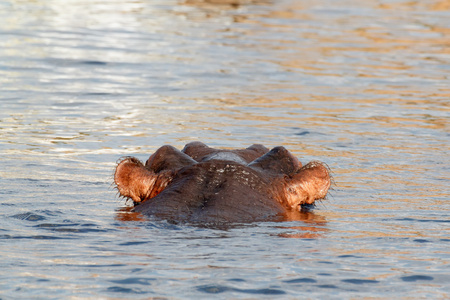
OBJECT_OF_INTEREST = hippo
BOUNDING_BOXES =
[114,142,331,223]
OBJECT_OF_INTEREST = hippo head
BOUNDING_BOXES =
[114,142,331,223]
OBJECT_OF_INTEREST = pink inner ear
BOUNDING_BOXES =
[115,157,157,204]
[282,161,331,208]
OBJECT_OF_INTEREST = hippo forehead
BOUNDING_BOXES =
[186,146,300,177]
[201,152,249,165]
[173,160,270,194]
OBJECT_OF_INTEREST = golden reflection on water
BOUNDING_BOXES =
[212,0,450,106]
[1,2,449,298]
[379,0,450,11]
[278,209,329,238]
[183,0,271,8]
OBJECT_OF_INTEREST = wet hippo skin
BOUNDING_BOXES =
[114,142,331,223]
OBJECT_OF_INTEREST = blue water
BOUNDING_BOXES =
[1,0,449,298]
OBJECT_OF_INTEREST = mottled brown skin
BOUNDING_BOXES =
[114,142,331,223]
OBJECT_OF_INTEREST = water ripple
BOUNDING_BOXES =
[0,0,448,299]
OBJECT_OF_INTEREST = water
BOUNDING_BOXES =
[0,0,449,298]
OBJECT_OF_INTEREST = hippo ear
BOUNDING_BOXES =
[283,161,331,208]
[115,157,172,204]
[146,145,196,173]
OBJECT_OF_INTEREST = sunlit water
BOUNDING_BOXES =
[0,0,449,298]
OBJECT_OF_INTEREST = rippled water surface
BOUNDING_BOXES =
[1,0,449,298]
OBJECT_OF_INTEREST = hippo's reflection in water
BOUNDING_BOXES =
[115,205,328,238]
